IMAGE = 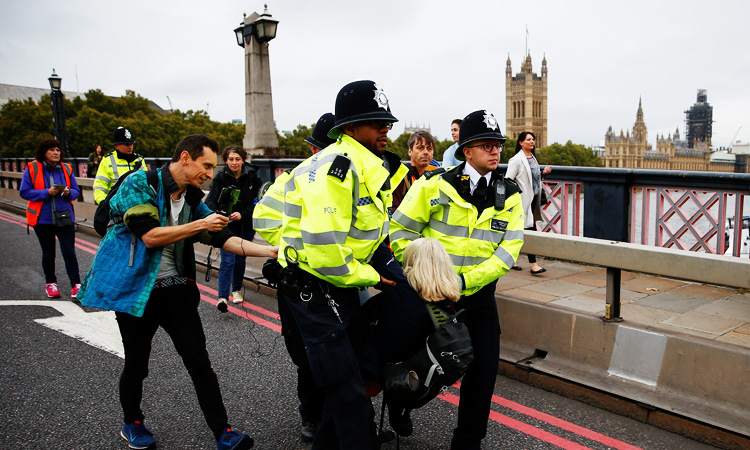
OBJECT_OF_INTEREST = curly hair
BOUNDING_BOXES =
[402,238,461,302]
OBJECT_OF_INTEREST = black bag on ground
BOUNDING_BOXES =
[94,165,158,236]
[383,305,473,409]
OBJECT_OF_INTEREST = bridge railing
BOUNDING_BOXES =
[3,158,749,257]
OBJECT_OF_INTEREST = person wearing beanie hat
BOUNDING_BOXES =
[267,81,407,449]
[390,110,525,450]
[93,127,145,204]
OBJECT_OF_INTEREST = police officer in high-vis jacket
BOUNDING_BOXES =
[252,112,336,443]
[93,126,145,204]
[389,110,525,450]
[275,81,407,449]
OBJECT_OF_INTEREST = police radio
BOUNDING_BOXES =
[216,187,240,216]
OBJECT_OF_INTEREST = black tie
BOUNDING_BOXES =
[473,177,487,203]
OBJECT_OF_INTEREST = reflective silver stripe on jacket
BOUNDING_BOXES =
[259,195,284,213]
[312,253,355,277]
[252,218,281,230]
[301,229,349,246]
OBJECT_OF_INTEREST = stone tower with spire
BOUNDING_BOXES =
[505,53,548,148]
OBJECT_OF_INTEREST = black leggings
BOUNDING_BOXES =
[525,224,537,264]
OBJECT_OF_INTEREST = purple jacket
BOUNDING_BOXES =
[19,161,80,225]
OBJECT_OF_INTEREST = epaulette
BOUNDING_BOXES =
[423,167,446,179]
[327,154,350,181]
[103,152,114,158]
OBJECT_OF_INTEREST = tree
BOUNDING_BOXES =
[0,89,245,159]
[537,141,603,167]
[277,124,314,157]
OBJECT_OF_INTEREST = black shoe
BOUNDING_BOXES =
[511,265,523,270]
[378,429,396,444]
[300,420,318,443]
[530,267,547,275]
[389,407,413,437]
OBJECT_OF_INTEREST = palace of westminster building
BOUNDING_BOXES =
[504,54,740,173]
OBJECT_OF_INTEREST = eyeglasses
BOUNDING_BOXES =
[368,121,393,130]
[467,143,503,153]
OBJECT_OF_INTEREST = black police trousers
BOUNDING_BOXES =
[282,272,378,450]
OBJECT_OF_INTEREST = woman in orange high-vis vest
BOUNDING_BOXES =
[19,138,82,299]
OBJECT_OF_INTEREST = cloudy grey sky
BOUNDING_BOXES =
[1,0,748,148]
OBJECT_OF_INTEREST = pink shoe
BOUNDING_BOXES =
[46,283,61,298]
[71,283,81,299]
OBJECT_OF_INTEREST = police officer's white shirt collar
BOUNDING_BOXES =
[463,163,491,195]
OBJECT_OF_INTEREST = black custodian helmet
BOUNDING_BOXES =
[112,126,136,145]
[329,80,398,137]
[304,113,337,149]
[455,110,506,161]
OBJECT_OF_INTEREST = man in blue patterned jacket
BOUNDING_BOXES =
[79,134,277,450]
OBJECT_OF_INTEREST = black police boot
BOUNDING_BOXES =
[389,407,413,437]
[300,420,318,443]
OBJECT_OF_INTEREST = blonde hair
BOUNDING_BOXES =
[402,238,461,302]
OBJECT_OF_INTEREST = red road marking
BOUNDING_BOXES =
[440,391,594,450]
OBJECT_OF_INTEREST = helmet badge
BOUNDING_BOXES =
[483,112,498,131]
[124,129,132,140]
[373,86,389,111]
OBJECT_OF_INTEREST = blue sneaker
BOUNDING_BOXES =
[216,427,254,450]
[120,421,156,449]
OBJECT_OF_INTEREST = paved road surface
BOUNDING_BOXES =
[0,211,717,449]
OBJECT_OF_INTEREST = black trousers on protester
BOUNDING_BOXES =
[115,283,229,440]
[32,223,80,285]
[450,281,500,450]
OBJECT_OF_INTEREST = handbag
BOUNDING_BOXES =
[540,188,548,206]
[54,210,74,227]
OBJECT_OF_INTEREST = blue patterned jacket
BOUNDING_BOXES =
[78,167,232,317]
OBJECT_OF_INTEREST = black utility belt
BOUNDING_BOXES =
[153,276,195,289]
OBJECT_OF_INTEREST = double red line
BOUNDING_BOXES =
[0,211,642,449]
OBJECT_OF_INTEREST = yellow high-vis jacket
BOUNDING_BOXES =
[279,134,408,288]
[252,170,291,246]
[389,165,525,296]
[93,152,145,203]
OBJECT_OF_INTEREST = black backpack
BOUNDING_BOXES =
[382,304,473,409]
[94,165,158,236]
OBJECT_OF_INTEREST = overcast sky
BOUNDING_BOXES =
[2,0,748,149]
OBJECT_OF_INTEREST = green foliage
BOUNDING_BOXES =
[434,138,453,160]
[0,89,245,159]
[537,141,603,167]
[278,124,314,157]
[386,132,410,160]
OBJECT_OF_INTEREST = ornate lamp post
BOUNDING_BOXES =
[234,5,280,155]
[48,70,72,156]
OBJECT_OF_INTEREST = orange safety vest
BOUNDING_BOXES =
[25,160,73,226]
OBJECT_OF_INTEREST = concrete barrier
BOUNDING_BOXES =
[498,295,750,440]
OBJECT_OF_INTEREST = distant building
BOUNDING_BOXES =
[505,53,548,148]
[602,98,735,172]
[403,122,431,135]
[0,82,167,113]
[684,89,712,149]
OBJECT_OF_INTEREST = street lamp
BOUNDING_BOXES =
[48,69,72,156]
[233,5,280,154]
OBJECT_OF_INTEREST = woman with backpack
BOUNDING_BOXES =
[19,138,82,299]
